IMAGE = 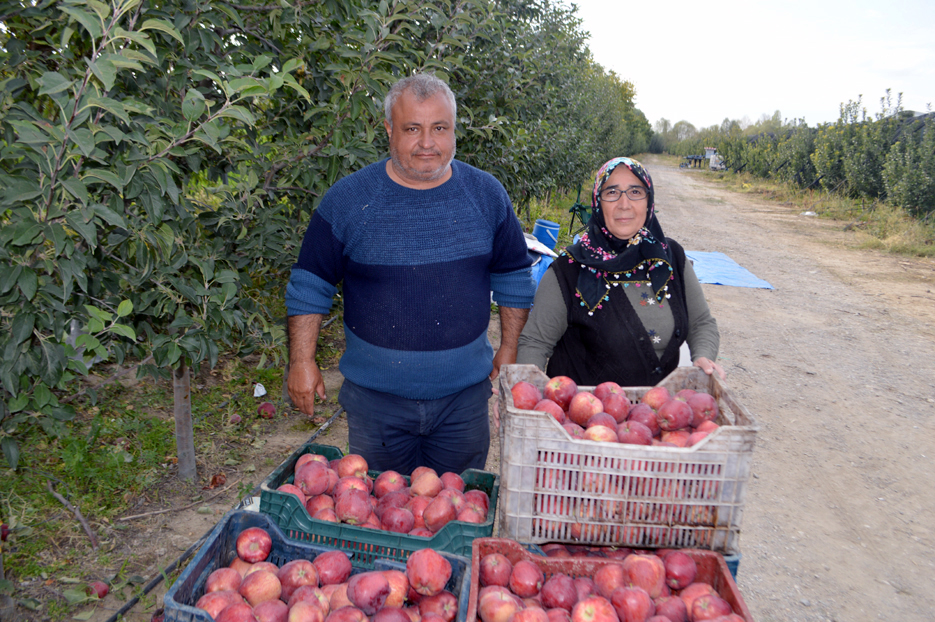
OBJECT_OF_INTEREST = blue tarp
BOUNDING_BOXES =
[685,251,774,289]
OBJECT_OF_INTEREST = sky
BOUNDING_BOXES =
[571,0,935,130]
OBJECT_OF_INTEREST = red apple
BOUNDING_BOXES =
[217,602,258,622]
[408,527,434,537]
[437,488,465,512]
[288,602,326,622]
[87,580,109,599]
[245,561,279,577]
[373,607,412,622]
[278,559,319,601]
[206,567,242,593]
[406,548,451,596]
[457,505,486,523]
[478,586,522,622]
[512,381,543,410]
[439,472,464,492]
[690,594,733,621]
[586,412,618,430]
[333,476,369,500]
[675,388,696,400]
[406,495,431,529]
[544,376,578,411]
[324,606,369,622]
[382,570,410,609]
[626,404,660,437]
[574,578,597,602]
[411,472,444,498]
[534,399,566,424]
[374,471,407,498]
[655,399,693,432]
[418,590,458,622]
[347,571,391,615]
[382,506,416,533]
[479,553,513,587]
[196,590,244,619]
[307,494,336,516]
[547,609,573,622]
[593,564,626,599]
[570,595,619,622]
[639,387,670,411]
[593,381,622,403]
[236,527,273,563]
[677,583,716,613]
[239,569,282,606]
[277,484,307,509]
[610,586,654,622]
[615,421,653,445]
[230,557,252,578]
[661,552,696,590]
[296,462,332,497]
[464,489,489,513]
[622,554,665,599]
[695,420,720,434]
[583,425,619,443]
[686,431,710,447]
[540,573,577,612]
[314,507,340,522]
[410,466,437,481]
[257,402,276,418]
[514,608,549,622]
[651,596,687,622]
[567,392,604,427]
[335,489,372,525]
[329,584,353,610]
[376,489,412,519]
[423,496,457,533]
[660,430,690,447]
[254,599,289,622]
[509,560,545,598]
[562,422,586,439]
[314,551,353,585]
[687,392,719,427]
[289,585,330,612]
[602,393,631,424]
[336,454,369,480]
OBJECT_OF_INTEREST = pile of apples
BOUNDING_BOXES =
[476,547,742,622]
[196,526,460,622]
[510,377,722,448]
[277,454,490,535]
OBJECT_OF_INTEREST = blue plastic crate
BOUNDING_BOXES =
[164,510,471,622]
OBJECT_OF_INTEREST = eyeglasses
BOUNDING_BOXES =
[600,185,648,202]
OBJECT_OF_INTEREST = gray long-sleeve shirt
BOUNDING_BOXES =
[516,258,719,372]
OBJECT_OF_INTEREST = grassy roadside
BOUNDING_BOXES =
[697,161,935,258]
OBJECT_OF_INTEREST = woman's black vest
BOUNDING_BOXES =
[546,239,690,386]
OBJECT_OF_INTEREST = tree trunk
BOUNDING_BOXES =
[173,359,197,481]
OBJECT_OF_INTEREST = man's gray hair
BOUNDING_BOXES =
[384,73,457,127]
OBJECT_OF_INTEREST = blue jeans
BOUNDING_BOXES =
[338,378,492,475]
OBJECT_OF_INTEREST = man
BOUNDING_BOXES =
[285,73,535,474]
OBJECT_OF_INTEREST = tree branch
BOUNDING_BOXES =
[47,481,99,550]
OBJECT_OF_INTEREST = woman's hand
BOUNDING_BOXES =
[693,357,726,380]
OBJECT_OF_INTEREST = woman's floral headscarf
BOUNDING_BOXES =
[565,157,675,314]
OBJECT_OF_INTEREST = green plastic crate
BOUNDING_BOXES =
[259,442,499,566]
[164,510,472,622]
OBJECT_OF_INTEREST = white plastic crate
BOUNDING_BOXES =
[497,365,758,555]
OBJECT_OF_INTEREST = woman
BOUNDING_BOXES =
[516,157,724,386]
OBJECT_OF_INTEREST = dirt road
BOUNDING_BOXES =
[83,156,935,622]
[647,155,935,621]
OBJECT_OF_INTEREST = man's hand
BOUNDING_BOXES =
[490,344,517,382]
[287,359,327,416]
[491,306,529,381]
[693,357,726,380]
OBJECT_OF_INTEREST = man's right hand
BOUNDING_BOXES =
[287,360,327,416]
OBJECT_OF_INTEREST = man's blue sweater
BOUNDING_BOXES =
[286,159,536,400]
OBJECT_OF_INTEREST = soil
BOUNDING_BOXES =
[44,155,935,622]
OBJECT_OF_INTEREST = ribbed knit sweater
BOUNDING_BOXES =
[286,159,536,399]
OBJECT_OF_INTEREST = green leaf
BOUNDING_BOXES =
[33,383,52,409]
[12,222,43,246]
[60,6,103,39]
[112,28,156,56]
[91,202,127,228]
[37,72,74,96]
[0,266,23,295]
[139,19,184,45]
[73,610,95,621]
[109,324,136,340]
[83,168,124,192]
[282,58,302,73]
[18,268,37,301]
[11,313,35,346]
[63,587,91,605]
[216,106,256,126]
[69,127,96,156]
[86,96,130,124]
[85,0,110,21]
[61,178,89,205]
[65,212,98,250]
[8,394,29,413]
[116,300,133,317]
[252,55,273,72]
[4,178,43,204]
[85,305,113,323]
[1,438,20,470]
[192,70,228,96]
[228,77,264,94]
[282,74,310,101]
[182,89,206,122]
[88,57,117,91]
